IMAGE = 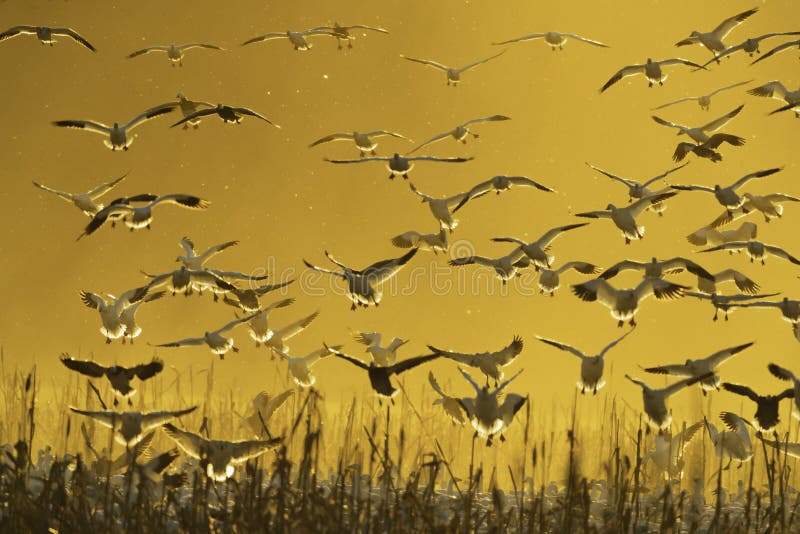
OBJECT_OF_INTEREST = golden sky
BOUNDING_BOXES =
[1,0,799,459]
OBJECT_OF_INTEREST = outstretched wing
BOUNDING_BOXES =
[130,358,164,380]
[389,353,440,376]
[599,63,645,93]
[52,27,96,51]
[753,39,800,65]
[722,382,760,401]
[60,354,106,377]
[362,248,418,283]
[457,50,506,73]
[492,33,546,45]
[535,336,585,359]
[399,54,449,71]
[161,423,205,459]
[491,336,524,366]
[699,104,744,133]
[711,8,759,40]
[230,438,282,463]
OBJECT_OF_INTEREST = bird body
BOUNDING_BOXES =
[127,43,223,66]
[600,58,705,92]
[576,191,678,244]
[400,51,505,86]
[642,342,754,394]
[0,25,95,50]
[572,278,687,327]
[273,344,336,387]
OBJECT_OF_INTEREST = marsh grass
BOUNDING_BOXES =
[2,356,800,532]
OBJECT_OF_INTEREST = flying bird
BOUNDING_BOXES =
[489,223,590,270]
[752,38,800,65]
[644,422,704,478]
[652,104,745,144]
[427,336,523,382]
[536,261,600,296]
[171,103,279,129]
[79,194,209,237]
[536,330,633,394]
[599,257,714,283]
[222,280,295,312]
[670,167,783,215]
[600,58,705,92]
[326,345,440,400]
[352,332,409,367]
[626,373,713,431]
[272,344,338,387]
[32,172,128,216]
[60,355,164,404]
[710,193,799,227]
[747,81,800,118]
[449,248,530,285]
[674,8,759,61]
[493,31,608,50]
[722,382,794,435]
[428,371,471,425]
[694,269,760,296]
[127,43,224,66]
[767,364,800,419]
[152,315,253,358]
[701,33,800,66]
[652,81,753,111]
[698,240,800,266]
[241,28,336,51]
[586,162,689,215]
[572,278,688,327]
[575,191,679,244]
[258,310,319,352]
[0,25,95,51]
[80,286,150,343]
[326,153,473,180]
[175,237,238,270]
[239,389,294,438]
[453,175,556,211]
[119,291,165,344]
[704,413,753,468]
[390,228,448,254]
[408,115,511,153]
[399,51,506,86]
[162,423,281,481]
[312,22,388,50]
[684,291,779,322]
[458,368,527,445]
[53,104,175,151]
[233,298,295,346]
[642,342,754,395]
[70,406,197,447]
[142,266,235,297]
[167,93,216,129]
[303,249,417,309]
[309,130,412,157]
[687,221,757,245]
[408,183,471,232]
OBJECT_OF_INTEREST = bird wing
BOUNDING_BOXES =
[708,79,753,96]
[651,115,686,131]
[154,337,206,348]
[652,96,700,110]
[461,114,511,126]
[699,104,744,133]
[574,209,610,219]
[60,354,106,377]
[764,244,800,265]
[32,181,73,201]
[215,316,250,334]
[87,172,128,199]
[141,406,197,432]
[458,367,481,393]
[768,363,795,382]
[390,353,440,376]
[52,119,111,135]
[230,107,280,127]
[69,407,118,429]
[670,184,714,194]
[491,336,524,366]
[600,260,646,279]
[559,261,600,275]
[449,255,494,267]
[585,163,633,187]
[712,8,759,40]
[428,371,450,399]
[770,101,800,115]
[179,43,224,52]
[241,33,289,46]
[127,45,170,58]
[302,259,346,279]
[456,50,505,73]
[563,33,609,47]
[747,81,789,100]
[571,278,618,306]
[706,342,754,368]
[390,231,421,248]
[662,373,713,397]
[324,156,389,163]
[151,194,209,210]
[643,162,690,187]
[339,24,389,33]
[353,332,381,347]
[662,257,714,280]
[331,349,370,371]
[180,236,196,256]
[492,33,546,45]
[170,107,218,128]
[535,336,585,359]
[230,438,282,463]
[131,358,164,380]
[599,63,645,93]
[715,269,759,294]
[722,382,760,401]
[80,291,106,310]
[409,155,473,163]
[704,132,746,148]
[161,423,205,459]
[274,311,319,340]
[507,176,556,192]
[408,182,434,202]
[305,344,339,367]
[362,248,418,283]
[642,364,691,376]
[0,26,37,41]
[753,39,800,64]
[536,223,589,247]
[407,131,452,154]
[124,105,176,130]
[198,240,239,261]
[309,132,354,147]
[599,329,634,357]
[629,191,678,217]
[658,58,706,70]
[399,54,449,71]
[364,130,411,141]
[730,167,782,190]
[764,193,800,203]
[52,28,96,51]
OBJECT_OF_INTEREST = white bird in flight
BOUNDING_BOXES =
[272,344,338,387]
[70,406,197,448]
[80,286,150,343]
[704,412,753,468]
[572,278,688,327]
[80,193,210,237]
[428,336,524,382]
[670,167,782,215]
[53,104,175,151]
[176,237,239,270]
[454,175,556,211]
[652,81,752,111]
[586,162,689,215]
[309,130,412,158]
[493,31,608,50]
[400,51,506,86]
[390,228,448,254]
[747,81,800,118]
[699,240,800,266]
[313,23,389,50]
[652,104,745,144]
[32,172,128,216]
[687,221,757,245]
[152,315,254,358]
[259,309,319,352]
[600,58,705,92]
[674,8,759,61]
[326,153,473,180]
[489,222,590,270]
[408,115,511,153]
[127,43,224,66]
[352,332,409,367]
[626,373,712,431]
[241,28,336,51]
[458,368,527,445]
[171,103,280,129]
[408,183,471,232]
[701,32,800,66]
[236,298,296,346]
[0,25,96,51]
[575,191,679,244]
[536,261,600,297]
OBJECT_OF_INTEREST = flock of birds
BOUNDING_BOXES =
[12,5,800,484]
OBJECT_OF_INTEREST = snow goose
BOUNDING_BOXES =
[171,103,280,129]
[672,136,743,163]
[675,8,758,60]
[162,423,281,481]
[684,291,778,321]
[428,371,471,425]
[408,115,511,153]
[309,130,411,157]
[241,28,337,51]
[427,336,523,382]
[120,291,165,344]
[449,248,530,284]
[586,162,688,215]
[695,269,760,295]
[325,153,473,180]
[223,280,295,312]
[644,421,704,478]
[536,330,633,394]
[127,43,224,66]
[642,342,754,395]
[670,167,782,215]
[767,364,800,419]
[600,257,714,282]
[537,261,600,296]
[80,286,150,343]
[493,31,608,50]
[53,104,175,151]
[313,23,388,49]
[302,248,417,309]
[408,183,471,232]
[142,266,235,297]
[575,191,678,244]
[730,192,800,224]
[326,344,440,401]
[599,58,705,93]
[70,406,196,448]
[699,240,800,266]
[653,81,753,111]
[687,221,757,245]
[399,51,506,86]
[0,25,95,51]
[652,104,745,144]
[489,223,589,270]
[704,412,753,468]
[80,193,209,237]
[721,382,794,435]
[390,228,448,253]
[272,343,338,387]
[152,315,253,358]
[239,389,294,438]
[453,175,556,211]
[458,368,527,445]
[752,38,800,65]
[176,237,238,270]
[232,298,294,346]
[352,332,409,367]
[625,373,712,431]
[736,297,800,324]
[702,33,800,66]
[571,278,688,327]
[256,309,317,351]
[60,355,163,405]
[167,93,216,129]
[32,172,128,216]
[747,81,800,115]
